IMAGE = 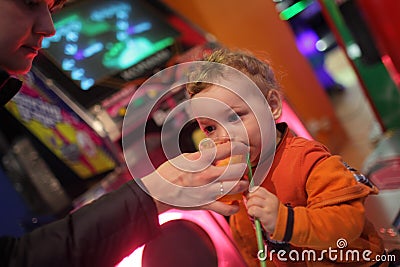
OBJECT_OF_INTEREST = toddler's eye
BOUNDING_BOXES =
[203,126,215,134]
[228,113,240,122]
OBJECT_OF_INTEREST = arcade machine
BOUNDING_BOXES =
[0,0,198,227]
[2,0,313,265]
[316,0,400,254]
[362,130,400,251]
[4,0,207,206]
[275,0,345,94]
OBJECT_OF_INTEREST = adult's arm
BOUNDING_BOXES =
[0,180,160,267]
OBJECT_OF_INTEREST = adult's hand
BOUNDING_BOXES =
[139,141,249,216]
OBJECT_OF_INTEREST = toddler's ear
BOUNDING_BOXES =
[267,89,282,120]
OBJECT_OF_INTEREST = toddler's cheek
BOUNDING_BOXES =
[250,147,261,165]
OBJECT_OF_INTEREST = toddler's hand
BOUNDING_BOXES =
[246,186,280,233]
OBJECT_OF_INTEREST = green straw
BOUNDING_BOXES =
[246,153,267,267]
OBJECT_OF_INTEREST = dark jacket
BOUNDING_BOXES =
[0,70,22,106]
[0,181,160,267]
[0,71,161,266]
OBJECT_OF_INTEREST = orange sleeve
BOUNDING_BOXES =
[271,156,374,249]
[287,200,366,249]
[268,202,289,241]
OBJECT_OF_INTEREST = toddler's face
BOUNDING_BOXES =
[191,84,273,166]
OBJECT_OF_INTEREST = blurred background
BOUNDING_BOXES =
[0,0,398,265]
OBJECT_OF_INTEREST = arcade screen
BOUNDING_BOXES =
[39,0,180,107]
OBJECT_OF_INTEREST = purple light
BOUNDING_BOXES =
[296,29,319,56]
[74,50,85,61]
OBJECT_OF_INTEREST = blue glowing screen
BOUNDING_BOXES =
[42,0,179,90]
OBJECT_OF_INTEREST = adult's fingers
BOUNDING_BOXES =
[214,141,249,162]
[197,162,248,184]
[217,162,248,180]
[223,180,249,195]
[140,171,248,208]
[193,162,247,198]
[203,201,241,216]
[196,139,249,162]
[200,180,249,202]
[167,141,248,174]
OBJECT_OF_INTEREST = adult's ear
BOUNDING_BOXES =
[267,89,282,120]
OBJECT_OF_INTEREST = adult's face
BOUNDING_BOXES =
[0,0,56,74]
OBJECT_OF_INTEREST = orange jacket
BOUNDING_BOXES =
[230,123,385,267]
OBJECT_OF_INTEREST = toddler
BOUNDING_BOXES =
[186,49,385,267]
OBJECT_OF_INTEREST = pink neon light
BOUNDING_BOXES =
[116,211,184,267]
[116,210,246,266]
[278,100,313,140]
[381,55,400,88]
